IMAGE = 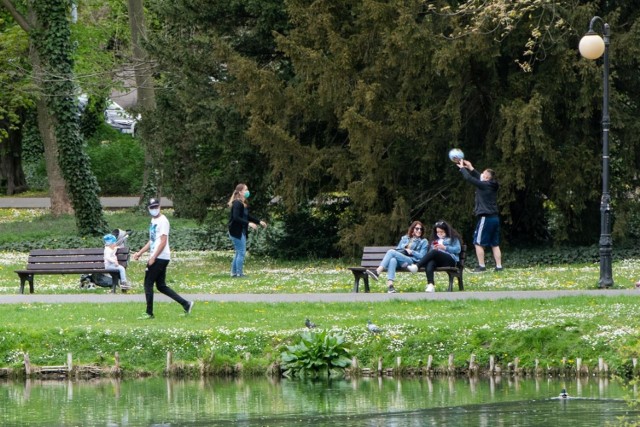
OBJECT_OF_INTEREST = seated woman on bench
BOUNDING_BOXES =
[416,220,462,293]
[366,221,428,293]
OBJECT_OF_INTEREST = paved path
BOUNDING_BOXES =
[0,197,173,209]
[0,289,637,304]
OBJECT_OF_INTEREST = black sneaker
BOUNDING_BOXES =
[387,285,397,293]
[185,301,195,314]
[472,266,486,273]
[365,270,379,281]
[494,267,504,272]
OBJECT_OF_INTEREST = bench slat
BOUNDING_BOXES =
[16,268,121,274]
[26,262,112,270]
[29,248,129,256]
[26,256,128,264]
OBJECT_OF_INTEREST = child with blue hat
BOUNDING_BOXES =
[104,233,129,289]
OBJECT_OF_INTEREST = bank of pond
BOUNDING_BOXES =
[1,351,640,380]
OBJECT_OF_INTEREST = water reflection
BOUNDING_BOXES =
[0,376,636,426]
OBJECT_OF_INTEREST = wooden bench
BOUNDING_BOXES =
[15,248,130,294]
[348,245,466,293]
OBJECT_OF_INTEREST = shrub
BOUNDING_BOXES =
[280,330,351,378]
[85,125,144,195]
[262,197,349,259]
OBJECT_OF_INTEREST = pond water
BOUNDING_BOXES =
[0,376,636,426]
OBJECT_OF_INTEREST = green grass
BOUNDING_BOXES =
[2,296,640,377]
[1,249,639,295]
[1,208,640,377]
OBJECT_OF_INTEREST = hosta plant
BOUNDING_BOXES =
[281,331,352,378]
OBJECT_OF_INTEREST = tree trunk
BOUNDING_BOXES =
[32,50,73,215]
[127,0,159,206]
[0,112,28,195]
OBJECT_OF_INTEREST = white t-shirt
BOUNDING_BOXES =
[149,214,171,260]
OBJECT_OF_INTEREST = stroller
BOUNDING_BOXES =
[80,228,133,290]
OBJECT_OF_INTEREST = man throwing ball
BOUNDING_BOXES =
[457,159,503,272]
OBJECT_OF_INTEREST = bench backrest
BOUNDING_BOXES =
[26,248,129,271]
[360,245,466,269]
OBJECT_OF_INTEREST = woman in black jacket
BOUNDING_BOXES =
[227,183,267,277]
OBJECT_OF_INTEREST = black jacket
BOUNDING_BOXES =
[460,168,499,216]
[228,200,262,238]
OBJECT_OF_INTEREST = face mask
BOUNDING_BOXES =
[148,208,160,217]
[244,190,251,199]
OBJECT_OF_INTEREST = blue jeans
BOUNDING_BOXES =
[380,249,414,281]
[230,233,247,276]
[105,262,127,284]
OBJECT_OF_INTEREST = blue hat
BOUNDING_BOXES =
[103,234,116,245]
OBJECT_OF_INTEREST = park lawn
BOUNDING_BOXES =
[1,295,639,376]
[0,250,639,294]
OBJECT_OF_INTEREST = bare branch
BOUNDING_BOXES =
[0,0,32,33]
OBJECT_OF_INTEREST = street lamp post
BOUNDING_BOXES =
[579,16,613,288]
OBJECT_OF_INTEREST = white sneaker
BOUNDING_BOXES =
[425,284,435,293]
[407,264,418,273]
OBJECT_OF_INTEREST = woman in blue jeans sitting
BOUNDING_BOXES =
[227,183,267,277]
[366,221,428,293]
[415,220,462,293]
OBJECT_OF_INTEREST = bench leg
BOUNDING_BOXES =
[458,274,464,291]
[353,271,369,293]
[18,274,34,294]
[446,273,454,292]
[109,273,120,294]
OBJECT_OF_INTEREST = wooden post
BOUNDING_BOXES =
[576,358,582,375]
[166,351,173,373]
[448,354,455,375]
[352,357,358,370]
[469,353,476,375]
[426,355,433,372]
[115,352,120,371]
[377,357,383,375]
[24,353,31,376]
[396,356,401,370]
[489,355,495,375]
[67,353,73,372]
[598,357,604,375]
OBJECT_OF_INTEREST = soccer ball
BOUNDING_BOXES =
[448,148,464,162]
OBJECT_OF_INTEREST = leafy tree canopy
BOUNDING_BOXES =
[143,0,640,251]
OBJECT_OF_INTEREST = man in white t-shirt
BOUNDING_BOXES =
[133,198,194,319]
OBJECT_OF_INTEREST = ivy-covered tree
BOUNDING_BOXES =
[1,0,106,235]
